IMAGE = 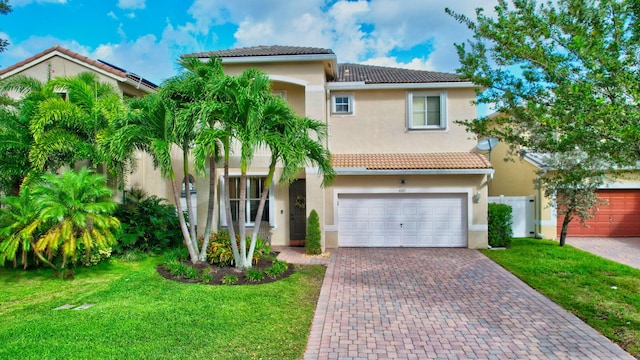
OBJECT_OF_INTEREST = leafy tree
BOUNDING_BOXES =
[446,0,640,242]
[538,151,608,245]
[32,168,120,270]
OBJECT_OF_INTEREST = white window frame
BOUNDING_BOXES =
[331,93,354,115]
[218,174,276,227]
[406,91,447,130]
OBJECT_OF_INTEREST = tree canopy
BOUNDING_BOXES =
[447,0,640,243]
[447,0,640,166]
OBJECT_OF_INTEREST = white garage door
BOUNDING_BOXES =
[338,193,467,247]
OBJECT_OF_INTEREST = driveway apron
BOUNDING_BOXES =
[566,237,640,270]
[304,248,633,359]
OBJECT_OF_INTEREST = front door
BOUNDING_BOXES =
[289,179,306,246]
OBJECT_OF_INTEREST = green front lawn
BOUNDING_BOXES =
[0,257,325,360]
[482,238,640,357]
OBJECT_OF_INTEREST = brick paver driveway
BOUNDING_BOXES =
[567,237,640,270]
[304,248,633,359]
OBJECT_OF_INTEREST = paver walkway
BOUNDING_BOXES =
[302,248,633,360]
[566,237,640,270]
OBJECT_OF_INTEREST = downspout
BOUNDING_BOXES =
[325,89,331,151]
[535,170,547,238]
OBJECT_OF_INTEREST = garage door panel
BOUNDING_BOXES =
[339,193,467,247]
[559,189,640,237]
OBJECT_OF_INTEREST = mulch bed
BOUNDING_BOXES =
[156,255,296,285]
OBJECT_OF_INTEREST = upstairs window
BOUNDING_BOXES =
[331,93,354,115]
[407,91,447,130]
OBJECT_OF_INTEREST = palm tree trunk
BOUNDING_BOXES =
[171,176,199,263]
[222,139,240,263]
[238,166,249,268]
[183,149,197,252]
[248,158,276,261]
[199,156,217,262]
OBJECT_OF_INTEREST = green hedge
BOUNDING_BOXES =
[488,203,513,248]
[305,209,322,255]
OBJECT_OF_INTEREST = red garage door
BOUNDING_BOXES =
[558,189,640,237]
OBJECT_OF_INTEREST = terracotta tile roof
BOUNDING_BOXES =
[335,63,464,84]
[183,45,335,59]
[331,153,492,170]
[0,45,158,89]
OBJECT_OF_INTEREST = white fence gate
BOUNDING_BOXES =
[488,195,535,238]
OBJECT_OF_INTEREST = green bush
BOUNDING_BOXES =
[113,189,182,255]
[265,259,289,279]
[305,209,322,255]
[221,274,238,285]
[488,203,513,248]
[245,268,265,282]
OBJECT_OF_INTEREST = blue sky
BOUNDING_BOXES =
[0,0,496,86]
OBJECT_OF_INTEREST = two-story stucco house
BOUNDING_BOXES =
[1,45,493,249]
[183,46,493,250]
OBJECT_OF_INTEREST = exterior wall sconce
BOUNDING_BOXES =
[400,179,406,184]
[473,191,481,203]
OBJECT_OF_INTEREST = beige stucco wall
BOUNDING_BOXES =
[2,55,148,97]
[323,174,489,249]
[328,87,478,154]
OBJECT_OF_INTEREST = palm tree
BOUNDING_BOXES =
[110,93,203,262]
[246,96,335,260]
[0,75,50,195]
[32,168,120,269]
[180,56,227,262]
[211,68,275,268]
[29,73,125,174]
[0,186,53,269]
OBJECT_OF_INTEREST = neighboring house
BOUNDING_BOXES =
[486,131,640,239]
[183,45,493,249]
[0,45,167,200]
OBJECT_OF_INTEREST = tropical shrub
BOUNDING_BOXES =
[245,268,265,282]
[305,209,322,255]
[113,188,182,255]
[206,230,271,267]
[488,203,513,248]
[221,274,238,285]
[265,259,289,279]
[0,186,43,268]
[31,168,120,269]
[1,169,119,271]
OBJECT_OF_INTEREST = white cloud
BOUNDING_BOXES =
[92,34,177,85]
[117,0,145,10]
[179,0,496,73]
[107,11,118,20]
[362,56,435,71]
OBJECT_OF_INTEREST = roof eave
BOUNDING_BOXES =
[334,168,494,175]
[123,77,157,94]
[327,81,476,90]
[206,53,338,64]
